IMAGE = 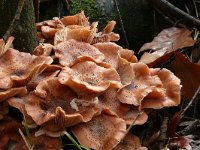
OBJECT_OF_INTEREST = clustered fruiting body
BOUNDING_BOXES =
[0,11,181,150]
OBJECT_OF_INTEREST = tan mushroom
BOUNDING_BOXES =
[113,133,143,150]
[25,77,100,133]
[32,43,54,56]
[0,36,14,56]
[41,26,59,39]
[93,42,122,69]
[59,61,122,96]
[118,48,138,63]
[8,96,37,128]
[117,62,164,106]
[54,22,98,45]
[71,113,126,150]
[141,68,181,109]
[0,48,53,89]
[60,11,90,27]
[0,87,27,102]
[99,89,148,125]
[55,39,105,67]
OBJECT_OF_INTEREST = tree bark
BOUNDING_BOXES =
[0,0,38,52]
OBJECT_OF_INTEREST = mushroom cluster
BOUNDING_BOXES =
[0,12,181,150]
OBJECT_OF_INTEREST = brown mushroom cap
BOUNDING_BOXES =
[117,58,135,85]
[141,68,181,109]
[93,42,122,69]
[25,77,100,131]
[0,87,27,102]
[99,89,148,125]
[7,96,37,127]
[55,39,105,67]
[71,113,126,150]
[0,36,14,56]
[32,43,54,56]
[41,26,59,39]
[102,21,116,34]
[117,62,164,106]
[60,11,90,26]
[118,48,138,63]
[54,22,97,45]
[27,65,60,91]
[113,133,142,150]
[59,61,122,96]
[0,48,53,89]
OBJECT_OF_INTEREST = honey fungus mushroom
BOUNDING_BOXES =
[0,48,53,89]
[71,113,126,150]
[25,77,100,135]
[59,61,122,96]
[55,39,105,67]
[117,61,181,109]
[98,89,148,125]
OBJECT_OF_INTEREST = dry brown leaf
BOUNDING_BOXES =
[139,27,195,53]
[139,27,196,66]
[171,52,200,100]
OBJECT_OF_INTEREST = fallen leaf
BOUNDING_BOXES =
[139,27,196,67]
[171,52,200,100]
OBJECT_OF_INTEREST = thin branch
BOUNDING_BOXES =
[147,0,200,29]
[113,0,129,48]
[181,85,200,115]
[3,0,26,41]
[192,0,199,18]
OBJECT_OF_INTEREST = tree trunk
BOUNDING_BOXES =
[0,0,38,52]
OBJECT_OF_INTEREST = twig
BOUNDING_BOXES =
[147,0,200,29]
[113,0,129,48]
[192,0,199,18]
[3,0,26,41]
[181,85,200,115]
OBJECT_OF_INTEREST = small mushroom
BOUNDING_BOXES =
[0,87,27,102]
[117,62,164,106]
[60,11,90,27]
[71,113,126,150]
[59,61,122,96]
[0,36,14,56]
[118,48,138,63]
[113,133,143,150]
[41,26,59,39]
[32,43,54,56]
[25,77,100,131]
[93,42,122,69]
[55,39,105,67]
[0,48,53,89]
[54,22,98,45]
[7,96,37,128]
[99,89,148,125]
[141,68,181,109]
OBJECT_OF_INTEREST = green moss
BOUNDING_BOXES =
[71,0,102,21]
